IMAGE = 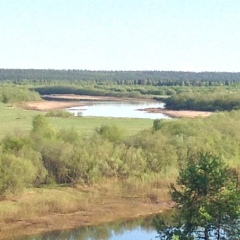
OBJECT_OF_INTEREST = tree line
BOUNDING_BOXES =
[1,69,240,86]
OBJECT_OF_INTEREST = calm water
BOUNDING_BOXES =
[67,101,170,119]
[18,215,159,240]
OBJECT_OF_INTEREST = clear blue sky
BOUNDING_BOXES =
[1,0,240,71]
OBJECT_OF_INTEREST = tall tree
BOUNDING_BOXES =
[155,152,240,239]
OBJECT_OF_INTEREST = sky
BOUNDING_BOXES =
[0,0,240,72]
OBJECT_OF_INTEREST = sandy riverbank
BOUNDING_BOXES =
[142,108,213,118]
[21,100,86,111]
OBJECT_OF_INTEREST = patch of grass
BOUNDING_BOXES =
[49,116,153,137]
[0,103,42,139]
[0,187,87,219]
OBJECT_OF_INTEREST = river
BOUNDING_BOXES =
[66,101,170,119]
[16,215,160,240]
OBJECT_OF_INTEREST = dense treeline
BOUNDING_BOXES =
[163,87,240,111]
[1,69,240,86]
[1,111,240,195]
[34,84,177,98]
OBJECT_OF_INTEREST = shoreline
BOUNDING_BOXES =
[1,204,168,240]
[141,108,213,118]
[20,94,213,118]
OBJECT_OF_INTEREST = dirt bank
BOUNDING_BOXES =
[21,100,86,111]
[142,108,213,118]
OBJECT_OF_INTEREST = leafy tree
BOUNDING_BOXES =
[153,119,162,131]
[31,114,55,138]
[1,134,47,186]
[96,124,125,143]
[155,152,240,239]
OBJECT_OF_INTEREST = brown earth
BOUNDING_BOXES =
[142,108,213,118]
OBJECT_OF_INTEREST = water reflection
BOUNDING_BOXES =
[67,101,170,119]
[20,215,160,240]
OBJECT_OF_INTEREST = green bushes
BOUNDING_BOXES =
[46,110,74,118]
[0,153,38,195]
[1,111,240,196]
[96,124,126,142]
[164,88,240,111]
[0,85,41,103]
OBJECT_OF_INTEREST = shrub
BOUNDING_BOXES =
[0,154,37,196]
[46,110,74,118]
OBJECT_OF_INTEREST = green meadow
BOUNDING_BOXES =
[0,103,153,139]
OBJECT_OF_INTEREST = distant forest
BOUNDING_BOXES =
[1,69,240,86]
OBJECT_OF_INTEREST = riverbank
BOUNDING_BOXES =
[0,182,172,240]
[142,108,213,118]
[20,100,86,111]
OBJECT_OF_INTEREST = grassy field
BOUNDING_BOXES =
[0,103,40,139]
[0,103,154,139]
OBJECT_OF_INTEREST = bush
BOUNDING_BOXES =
[46,110,74,118]
[0,85,41,103]
[96,124,125,142]
[0,154,37,195]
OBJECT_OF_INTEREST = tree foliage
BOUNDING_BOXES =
[1,69,240,86]
[0,153,38,196]
[0,85,41,103]
[155,152,240,239]
[164,90,240,111]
